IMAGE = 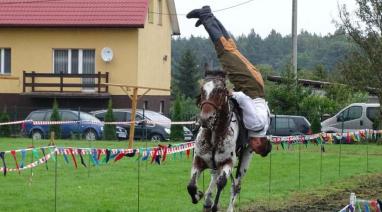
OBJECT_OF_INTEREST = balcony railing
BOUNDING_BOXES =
[23,71,109,93]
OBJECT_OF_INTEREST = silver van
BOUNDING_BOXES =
[321,103,380,133]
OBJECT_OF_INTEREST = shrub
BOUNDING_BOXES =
[171,94,184,141]
[49,99,61,139]
[0,109,11,137]
[103,99,116,140]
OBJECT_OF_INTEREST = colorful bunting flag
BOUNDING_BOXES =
[0,152,6,176]
[10,150,20,174]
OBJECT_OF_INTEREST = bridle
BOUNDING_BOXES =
[199,79,231,129]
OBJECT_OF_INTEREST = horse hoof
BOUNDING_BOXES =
[211,205,218,212]
[203,205,212,212]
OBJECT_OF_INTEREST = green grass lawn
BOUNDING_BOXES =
[0,138,381,211]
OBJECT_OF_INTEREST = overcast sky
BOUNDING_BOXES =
[173,0,357,38]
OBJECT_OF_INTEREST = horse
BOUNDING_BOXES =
[187,70,255,212]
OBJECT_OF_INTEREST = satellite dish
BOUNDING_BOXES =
[101,47,113,62]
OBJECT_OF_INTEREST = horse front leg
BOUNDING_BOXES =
[228,146,253,212]
[212,162,233,212]
[203,170,218,211]
[187,156,206,204]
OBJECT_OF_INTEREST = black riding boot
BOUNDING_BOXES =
[186,6,223,44]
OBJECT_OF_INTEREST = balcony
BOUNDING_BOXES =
[22,71,110,98]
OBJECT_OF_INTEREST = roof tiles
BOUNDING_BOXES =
[0,0,148,27]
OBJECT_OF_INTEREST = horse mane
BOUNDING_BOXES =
[204,70,226,80]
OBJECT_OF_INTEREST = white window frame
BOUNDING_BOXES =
[0,48,11,75]
[53,49,90,74]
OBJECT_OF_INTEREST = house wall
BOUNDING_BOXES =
[137,0,172,97]
[0,28,139,95]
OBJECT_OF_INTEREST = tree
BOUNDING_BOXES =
[267,65,310,115]
[338,0,382,128]
[103,99,116,140]
[49,99,61,139]
[173,49,201,99]
[170,94,184,141]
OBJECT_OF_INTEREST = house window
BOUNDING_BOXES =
[0,48,11,75]
[148,0,154,24]
[53,49,95,74]
[157,0,163,25]
[159,101,164,114]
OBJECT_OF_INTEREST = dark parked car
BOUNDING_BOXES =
[90,109,193,141]
[23,109,127,140]
[267,115,312,136]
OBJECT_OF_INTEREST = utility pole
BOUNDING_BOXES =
[292,0,298,82]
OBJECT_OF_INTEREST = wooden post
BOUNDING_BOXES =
[31,71,35,92]
[97,72,101,93]
[105,72,109,93]
[128,87,139,148]
[60,72,64,92]
[23,71,26,92]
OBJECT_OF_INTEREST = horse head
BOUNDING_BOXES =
[198,70,229,129]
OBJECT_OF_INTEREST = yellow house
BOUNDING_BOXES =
[0,0,179,116]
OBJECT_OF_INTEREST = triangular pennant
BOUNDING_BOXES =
[105,149,111,163]
[68,148,78,169]
[151,148,159,164]
[77,149,87,168]
[161,147,168,162]
[32,149,40,161]
[97,149,102,161]
[40,148,49,170]
[10,150,20,174]
[91,149,99,166]
[0,152,6,176]
[364,202,370,212]
[186,149,191,159]
[61,148,69,164]
[48,147,56,161]
[114,152,125,162]
[20,150,26,168]
[141,149,150,161]
[125,149,137,158]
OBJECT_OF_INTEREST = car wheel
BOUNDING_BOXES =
[84,129,97,141]
[150,134,163,142]
[31,130,43,140]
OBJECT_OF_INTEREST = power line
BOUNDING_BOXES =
[151,0,256,16]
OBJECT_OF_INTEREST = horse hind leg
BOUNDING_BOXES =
[228,146,253,211]
[212,162,233,212]
[187,158,205,204]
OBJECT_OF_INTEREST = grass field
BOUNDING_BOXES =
[0,138,381,211]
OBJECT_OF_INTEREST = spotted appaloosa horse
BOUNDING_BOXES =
[187,71,255,212]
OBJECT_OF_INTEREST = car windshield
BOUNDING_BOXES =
[80,112,101,123]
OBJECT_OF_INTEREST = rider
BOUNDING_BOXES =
[187,6,272,157]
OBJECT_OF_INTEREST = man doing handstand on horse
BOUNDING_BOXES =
[187,6,272,157]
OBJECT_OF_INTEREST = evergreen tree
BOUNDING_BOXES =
[103,99,116,140]
[49,99,61,139]
[171,94,184,141]
[0,108,11,137]
[173,49,201,99]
